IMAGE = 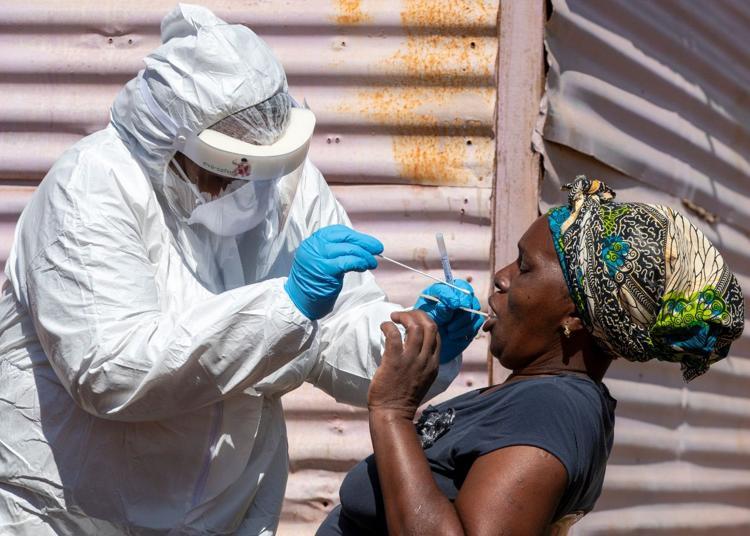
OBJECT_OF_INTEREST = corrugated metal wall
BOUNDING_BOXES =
[538,1,750,534]
[10,0,745,533]
[0,1,498,533]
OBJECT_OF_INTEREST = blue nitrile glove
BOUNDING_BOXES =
[285,224,383,320]
[415,279,484,363]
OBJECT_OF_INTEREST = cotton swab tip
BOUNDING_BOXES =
[418,294,489,317]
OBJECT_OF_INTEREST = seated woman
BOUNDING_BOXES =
[317,177,744,536]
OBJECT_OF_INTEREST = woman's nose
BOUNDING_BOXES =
[493,267,512,293]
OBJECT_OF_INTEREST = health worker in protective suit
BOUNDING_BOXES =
[0,4,484,535]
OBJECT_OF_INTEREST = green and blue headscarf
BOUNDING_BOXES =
[548,176,744,381]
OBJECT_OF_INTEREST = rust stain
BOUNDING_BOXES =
[391,135,489,186]
[332,0,372,26]
[393,0,495,83]
[399,0,495,29]
[337,0,497,186]
[389,35,494,83]
[338,85,493,185]
[397,136,465,186]
[346,84,494,185]
[388,1,496,185]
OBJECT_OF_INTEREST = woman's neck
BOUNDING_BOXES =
[507,344,611,383]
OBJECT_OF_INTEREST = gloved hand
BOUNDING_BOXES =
[415,279,484,363]
[285,224,383,320]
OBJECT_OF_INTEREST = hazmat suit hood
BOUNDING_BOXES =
[110,3,288,220]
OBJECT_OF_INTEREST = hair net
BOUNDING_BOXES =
[209,92,291,145]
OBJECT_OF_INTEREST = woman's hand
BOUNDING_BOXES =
[368,310,441,420]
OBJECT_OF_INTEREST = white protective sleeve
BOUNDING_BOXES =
[22,181,316,423]
[257,165,460,407]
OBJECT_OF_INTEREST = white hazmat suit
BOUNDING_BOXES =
[0,5,458,534]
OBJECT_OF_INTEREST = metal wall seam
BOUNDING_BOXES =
[539,1,750,534]
[0,1,499,532]
[490,0,546,384]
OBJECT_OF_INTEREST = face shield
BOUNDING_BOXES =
[181,92,316,181]
[169,92,315,237]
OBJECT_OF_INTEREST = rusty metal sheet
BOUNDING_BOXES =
[0,0,497,186]
[539,1,750,534]
[0,0,498,532]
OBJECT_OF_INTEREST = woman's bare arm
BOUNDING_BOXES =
[370,408,464,535]
[368,311,567,536]
[454,446,567,535]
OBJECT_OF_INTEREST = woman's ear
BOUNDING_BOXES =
[563,315,586,335]
[559,313,588,365]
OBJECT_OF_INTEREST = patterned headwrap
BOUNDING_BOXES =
[547,176,744,381]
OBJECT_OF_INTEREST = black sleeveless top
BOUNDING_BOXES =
[317,374,616,535]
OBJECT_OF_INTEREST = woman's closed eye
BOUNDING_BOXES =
[518,255,530,273]
[516,244,532,274]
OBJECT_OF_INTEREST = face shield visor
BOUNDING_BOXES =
[169,92,314,237]
[181,92,316,181]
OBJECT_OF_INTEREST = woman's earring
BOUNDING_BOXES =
[563,324,571,338]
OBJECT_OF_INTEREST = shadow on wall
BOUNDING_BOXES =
[542,0,750,244]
